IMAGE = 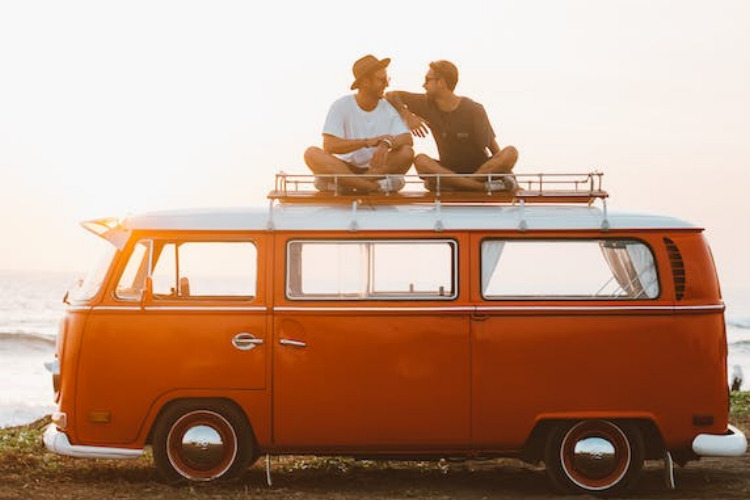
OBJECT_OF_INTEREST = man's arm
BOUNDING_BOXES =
[385,91,409,113]
[385,91,430,138]
[391,132,413,149]
[323,134,384,154]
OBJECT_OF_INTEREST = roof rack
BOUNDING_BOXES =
[268,171,608,206]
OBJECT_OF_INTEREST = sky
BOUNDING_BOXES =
[0,0,748,295]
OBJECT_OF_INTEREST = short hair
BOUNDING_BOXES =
[429,60,458,91]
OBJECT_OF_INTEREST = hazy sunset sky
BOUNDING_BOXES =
[1,0,748,293]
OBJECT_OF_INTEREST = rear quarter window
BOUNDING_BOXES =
[481,239,659,300]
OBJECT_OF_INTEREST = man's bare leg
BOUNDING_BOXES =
[370,146,414,176]
[474,146,520,190]
[304,146,379,192]
[475,146,519,176]
[414,154,486,191]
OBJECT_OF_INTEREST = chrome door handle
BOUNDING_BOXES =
[279,338,307,348]
[232,333,264,351]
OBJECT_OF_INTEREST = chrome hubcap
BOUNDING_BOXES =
[560,420,631,490]
[166,410,238,480]
[180,425,225,470]
[570,436,617,480]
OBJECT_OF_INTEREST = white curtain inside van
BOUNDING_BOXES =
[626,243,659,298]
[599,241,658,298]
[481,241,505,294]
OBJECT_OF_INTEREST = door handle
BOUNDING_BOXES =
[232,332,264,351]
[279,338,307,348]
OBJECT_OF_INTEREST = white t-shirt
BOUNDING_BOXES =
[322,95,409,169]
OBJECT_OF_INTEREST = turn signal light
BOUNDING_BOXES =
[88,411,111,424]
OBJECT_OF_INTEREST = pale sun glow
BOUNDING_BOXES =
[0,0,748,294]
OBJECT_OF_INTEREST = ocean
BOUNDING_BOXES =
[1,270,749,428]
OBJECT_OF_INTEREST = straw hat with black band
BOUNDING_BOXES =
[350,55,391,90]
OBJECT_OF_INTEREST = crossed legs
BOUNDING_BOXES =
[415,145,519,191]
[304,146,414,192]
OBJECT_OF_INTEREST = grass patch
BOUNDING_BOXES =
[730,391,750,419]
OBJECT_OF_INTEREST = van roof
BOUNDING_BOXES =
[121,204,698,232]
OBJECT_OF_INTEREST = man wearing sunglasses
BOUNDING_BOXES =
[304,55,414,193]
[386,60,518,192]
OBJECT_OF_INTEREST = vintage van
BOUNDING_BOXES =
[44,173,746,495]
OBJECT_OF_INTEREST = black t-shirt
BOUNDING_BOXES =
[400,93,496,174]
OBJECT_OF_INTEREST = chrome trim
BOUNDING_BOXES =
[274,305,723,313]
[144,306,268,312]
[476,305,724,312]
[66,306,93,312]
[89,306,267,312]
[279,338,307,348]
[82,305,722,313]
[231,333,263,351]
[275,306,473,312]
[674,305,726,311]
[91,306,141,311]
[692,424,747,457]
[44,425,143,459]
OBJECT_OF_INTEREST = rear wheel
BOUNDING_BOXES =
[152,401,253,483]
[544,419,644,495]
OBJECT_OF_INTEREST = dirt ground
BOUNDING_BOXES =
[1,419,749,500]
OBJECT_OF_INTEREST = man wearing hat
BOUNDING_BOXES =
[386,60,518,192]
[304,55,414,193]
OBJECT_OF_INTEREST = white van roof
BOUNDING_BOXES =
[121,204,697,232]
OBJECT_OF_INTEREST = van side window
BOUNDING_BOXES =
[115,240,151,300]
[481,239,659,300]
[150,241,257,299]
[287,240,456,300]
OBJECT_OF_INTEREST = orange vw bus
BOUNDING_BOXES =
[44,173,746,495]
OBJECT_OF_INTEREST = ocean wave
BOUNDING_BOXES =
[0,404,55,429]
[728,339,750,351]
[727,318,750,330]
[0,331,55,346]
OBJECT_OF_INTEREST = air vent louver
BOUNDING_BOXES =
[664,238,685,300]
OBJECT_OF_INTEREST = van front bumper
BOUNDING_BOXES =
[43,425,143,460]
[692,424,747,457]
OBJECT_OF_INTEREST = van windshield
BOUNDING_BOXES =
[68,243,117,301]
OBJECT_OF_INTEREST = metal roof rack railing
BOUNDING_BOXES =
[269,171,607,206]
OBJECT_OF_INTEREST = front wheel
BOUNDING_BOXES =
[152,401,253,483]
[543,419,644,495]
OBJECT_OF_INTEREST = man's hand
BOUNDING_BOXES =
[406,112,430,138]
[369,138,391,170]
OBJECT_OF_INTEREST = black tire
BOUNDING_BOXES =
[152,400,254,483]
[543,419,644,496]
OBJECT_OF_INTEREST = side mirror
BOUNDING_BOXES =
[141,276,153,309]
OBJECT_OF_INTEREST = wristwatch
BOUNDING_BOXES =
[378,138,394,149]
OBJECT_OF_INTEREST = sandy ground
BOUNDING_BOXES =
[3,454,750,500]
